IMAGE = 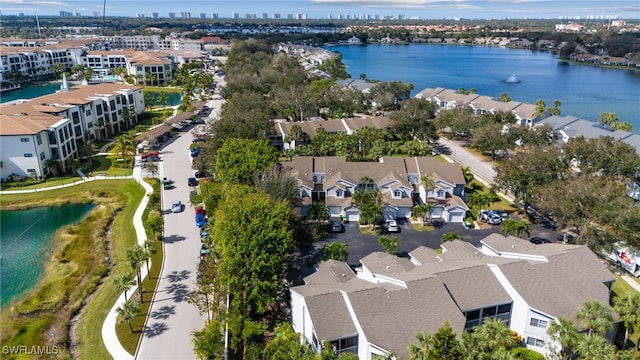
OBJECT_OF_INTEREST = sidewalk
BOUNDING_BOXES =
[102,155,153,359]
[620,273,640,293]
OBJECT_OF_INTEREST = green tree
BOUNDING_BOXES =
[495,145,568,215]
[573,334,615,360]
[549,100,562,115]
[116,299,140,333]
[324,242,348,261]
[308,201,329,223]
[316,52,350,79]
[459,318,515,360]
[112,133,135,163]
[390,98,438,141]
[126,245,148,302]
[500,219,531,238]
[597,112,618,127]
[409,322,461,360]
[252,163,300,207]
[412,203,433,225]
[441,232,462,242]
[215,138,278,185]
[471,122,512,160]
[613,291,640,349]
[563,136,640,179]
[157,91,168,110]
[262,322,316,360]
[146,210,164,241]
[497,93,512,102]
[211,185,293,356]
[378,235,400,255]
[113,272,136,302]
[533,99,547,118]
[143,239,157,275]
[192,320,225,360]
[576,300,614,337]
[547,316,579,360]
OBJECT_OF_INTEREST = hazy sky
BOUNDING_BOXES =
[1,0,638,19]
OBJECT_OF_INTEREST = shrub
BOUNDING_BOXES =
[511,347,545,360]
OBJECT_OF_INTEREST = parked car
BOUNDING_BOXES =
[195,205,205,215]
[530,237,551,245]
[329,220,344,233]
[196,213,206,227]
[194,170,208,178]
[200,244,209,258]
[141,151,160,162]
[171,200,183,213]
[188,177,198,186]
[200,228,209,240]
[493,209,509,220]
[385,220,400,233]
[480,210,502,225]
[191,147,201,158]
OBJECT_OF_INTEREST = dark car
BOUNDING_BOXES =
[530,237,551,245]
[329,220,344,233]
[194,170,208,178]
[188,177,198,186]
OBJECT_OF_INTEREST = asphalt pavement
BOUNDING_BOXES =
[136,128,205,360]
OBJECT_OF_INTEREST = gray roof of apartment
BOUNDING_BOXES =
[433,89,479,105]
[539,115,634,141]
[305,292,358,341]
[469,95,522,113]
[347,278,467,360]
[498,246,615,327]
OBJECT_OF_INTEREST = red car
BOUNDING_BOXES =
[195,205,205,215]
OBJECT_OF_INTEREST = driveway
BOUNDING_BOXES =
[288,217,563,286]
[137,128,205,359]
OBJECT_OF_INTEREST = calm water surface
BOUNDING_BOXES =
[0,204,94,307]
[328,44,640,133]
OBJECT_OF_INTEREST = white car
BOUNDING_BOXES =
[385,220,400,233]
[171,200,183,213]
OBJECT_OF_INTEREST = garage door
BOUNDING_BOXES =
[328,206,342,217]
[396,207,412,220]
[383,206,397,220]
[345,209,360,222]
[448,211,465,223]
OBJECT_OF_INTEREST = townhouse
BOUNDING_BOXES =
[415,87,541,128]
[0,83,144,179]
[281,156,468,223]
[290,234,616,359]
[536,115,640,154]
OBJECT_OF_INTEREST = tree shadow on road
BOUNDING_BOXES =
[143,322,169,338]
[163,234,186,244]
[166,270,190,283]
[150,305,176,320]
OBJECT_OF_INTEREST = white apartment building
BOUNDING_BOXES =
[290,235,616,359]
[0,83,144,179]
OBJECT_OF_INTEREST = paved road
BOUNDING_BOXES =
[136,129,205,360]
[436,137,497,184]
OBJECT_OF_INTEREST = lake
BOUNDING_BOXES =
[0,204,94,307]
[326,44,640,133]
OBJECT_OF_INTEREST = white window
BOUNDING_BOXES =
[526,337,545,348]
[336,189,343,197]
[530,318,548,329]
[393,190,402,198]
[437,190,446,199]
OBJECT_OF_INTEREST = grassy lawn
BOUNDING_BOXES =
[137,109,174,126]
[612,275,640,352]
[143,86,183,93]
[465,180,517,221]
[0,180,145,359]
[359,225,383,236]
[412,222,435,232]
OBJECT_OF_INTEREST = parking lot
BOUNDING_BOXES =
[288,217,563,285]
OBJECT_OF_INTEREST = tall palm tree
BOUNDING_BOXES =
[500,219,531,238]
[576,300,614,337]
[573,334,615,360]
[117,299,140,333]
[143,240,157,276]
[461,166,474,185]
[112,133,135,163]
[613,291,640,349]
[547,316,579,359]
[409,332,433,360]
[412,203,433,225]
[126,245,148,302]
[113,272,136,302]
[308,201,328,223]
[420,173,436,193]
[533,99,547,118]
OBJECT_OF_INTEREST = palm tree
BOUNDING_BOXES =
[461,166,474,185]
[573,334,615,360]
[533,99,547,118]
[117,299,140,333]
[113,272,136,302]
[500,219,531,238]
[308,201,328,223]
[112,133,135,163]
[497,93,512,102]
[576,300,614,337]
[157,91,168,110]
[420,173,436,194]
[547,316,579,359]
[474,318,516,354]
[44,158,61,177]
[613,291,640,349]
[441,231,462,242]
[126,245,148,302]
[409,332,433,360]
[143,240,157,275]
[412,203,433,225]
